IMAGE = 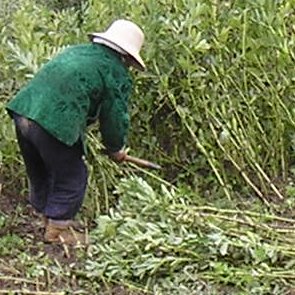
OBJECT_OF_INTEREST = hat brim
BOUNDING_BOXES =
[89,33,146,71]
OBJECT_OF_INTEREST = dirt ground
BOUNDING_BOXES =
[0,192,73,260]
[0,192,144,294]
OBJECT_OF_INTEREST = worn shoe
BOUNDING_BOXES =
[44,219,87,245]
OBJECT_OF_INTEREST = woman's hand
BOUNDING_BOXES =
[109,149,127,163]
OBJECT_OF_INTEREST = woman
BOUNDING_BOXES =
[6,19,146,245]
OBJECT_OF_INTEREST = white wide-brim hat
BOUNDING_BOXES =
[89,19,146,71]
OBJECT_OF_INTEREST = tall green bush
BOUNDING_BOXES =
[1,0,295,206]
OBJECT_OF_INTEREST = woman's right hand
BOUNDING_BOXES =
[109,149,127,163]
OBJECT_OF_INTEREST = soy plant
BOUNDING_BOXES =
[2,0,85,86]
[0,101,27,196]
[87,176,295,294]
[3,0,295,204]
[161,0,295,201]
[84,131,126,217]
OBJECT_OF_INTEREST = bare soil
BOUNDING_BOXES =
[0,192,144,294]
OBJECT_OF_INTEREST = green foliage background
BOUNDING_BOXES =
[1,0,295,204]
[1,0,295,293]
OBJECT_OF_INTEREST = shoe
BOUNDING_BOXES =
[42,217,82,228]
[44,219,87,245]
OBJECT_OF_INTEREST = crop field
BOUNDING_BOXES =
[1,0,295,294]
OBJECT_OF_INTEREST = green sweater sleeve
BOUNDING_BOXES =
[99,82,131,153]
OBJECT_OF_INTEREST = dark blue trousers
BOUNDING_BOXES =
[12,113,87,220]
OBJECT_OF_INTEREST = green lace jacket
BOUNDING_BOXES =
[6,44,133,153]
